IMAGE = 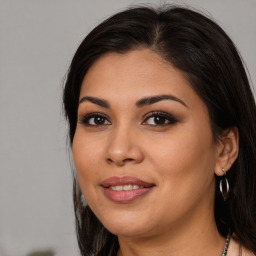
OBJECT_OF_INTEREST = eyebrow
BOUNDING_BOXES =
[79,96,110,108]
[136,94,188,108]
[79,94,188,109]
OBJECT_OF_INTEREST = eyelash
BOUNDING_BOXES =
[78,111,178,127]
[79,112,110,126]
[142,111,178,126]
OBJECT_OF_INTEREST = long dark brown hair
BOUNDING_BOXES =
[63,5,256,255]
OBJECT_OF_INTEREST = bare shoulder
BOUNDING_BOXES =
[228,237,255,256]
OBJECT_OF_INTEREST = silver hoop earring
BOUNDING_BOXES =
[219,168,229,201]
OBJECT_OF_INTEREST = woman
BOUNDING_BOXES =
[63,5,256,256]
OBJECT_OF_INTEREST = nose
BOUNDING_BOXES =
[105,126,144,166]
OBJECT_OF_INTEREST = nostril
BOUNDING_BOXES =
[123,158,134,162]
[106,157,135,165]
[107,158,113,163]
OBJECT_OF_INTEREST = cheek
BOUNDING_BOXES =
[72,130,103,195]
[147,122,216,198]
[144,125,216,228]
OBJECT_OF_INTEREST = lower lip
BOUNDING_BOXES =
[103,187,154,203]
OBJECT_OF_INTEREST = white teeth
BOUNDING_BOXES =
[109,184,140,191]
[111,185,123,191]
[123,185,133,191]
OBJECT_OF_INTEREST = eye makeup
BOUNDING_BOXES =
[78,110,178,128]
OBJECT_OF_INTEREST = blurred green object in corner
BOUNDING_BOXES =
[26,249,55,256]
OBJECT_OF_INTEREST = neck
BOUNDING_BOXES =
[117,201,225,256]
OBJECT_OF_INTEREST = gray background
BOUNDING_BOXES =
[0,0,255,255]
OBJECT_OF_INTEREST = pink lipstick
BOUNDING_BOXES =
[101,176,155,203]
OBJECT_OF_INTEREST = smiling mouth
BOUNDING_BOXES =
[109,184,145,191]
[101,176,155,203]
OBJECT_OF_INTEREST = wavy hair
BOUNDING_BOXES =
[63,5,256,255]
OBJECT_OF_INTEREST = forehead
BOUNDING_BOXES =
[80,49,200,108]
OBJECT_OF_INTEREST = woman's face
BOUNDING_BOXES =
[73,49,220,238]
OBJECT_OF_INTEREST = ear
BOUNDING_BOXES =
[214,127,239,176]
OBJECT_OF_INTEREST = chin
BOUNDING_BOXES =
[99,213,152,237]
[107,225,150,238]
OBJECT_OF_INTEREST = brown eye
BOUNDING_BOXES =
[143,112,178,126]
[151,116,168,125]
[79,113,111,126]
[90,116,106,125]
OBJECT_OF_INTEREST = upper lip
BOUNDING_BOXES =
[101,176,155,188]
